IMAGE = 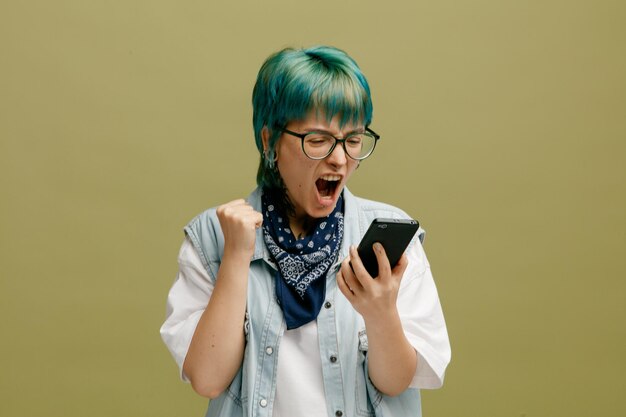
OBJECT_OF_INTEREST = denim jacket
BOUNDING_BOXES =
[179,187,448,417]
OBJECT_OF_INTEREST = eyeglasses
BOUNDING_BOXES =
[280,127,380,160]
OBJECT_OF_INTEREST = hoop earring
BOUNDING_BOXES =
[264,150,277,170]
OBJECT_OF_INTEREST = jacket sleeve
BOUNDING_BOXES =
[160,237,216,382]
[397,239,451,389]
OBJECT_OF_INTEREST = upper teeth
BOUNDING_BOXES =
[320,175,341,181]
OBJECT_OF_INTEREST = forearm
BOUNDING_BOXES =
[365,309,417,396]
[183,250,250,398]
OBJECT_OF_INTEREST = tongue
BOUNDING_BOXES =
[316,179,332,197]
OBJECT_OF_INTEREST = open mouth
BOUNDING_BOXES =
[315,175,341,199]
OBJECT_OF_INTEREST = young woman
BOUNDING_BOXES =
[161,46,450,417]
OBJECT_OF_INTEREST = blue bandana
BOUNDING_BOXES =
[262,191,344,329]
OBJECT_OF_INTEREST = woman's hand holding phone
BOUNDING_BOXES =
[356,218,419,277]
[337,243,409,320]
[337,244,417,398]
[337,217,418,318]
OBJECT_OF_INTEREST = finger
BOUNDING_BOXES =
[372,242,392,280]
[392,253,409,281]
[233,203,256,214]
[340,257,363,293]
[253,211,263,228]
[226,202,258,218]
[336,269,355,300]
[236,208,262,229]
[348,245,374,284]
[217,199,248,218]
[221,205,248,222]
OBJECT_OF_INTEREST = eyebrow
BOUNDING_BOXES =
[302,127,365,137]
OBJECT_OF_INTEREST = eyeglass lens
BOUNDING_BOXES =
[303,133,376,160]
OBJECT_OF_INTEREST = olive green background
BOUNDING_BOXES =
[1,1,624,416]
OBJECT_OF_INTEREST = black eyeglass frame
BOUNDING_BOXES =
[279,127,381,161]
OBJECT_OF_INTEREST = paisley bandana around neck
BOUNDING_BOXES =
[262,191,344,330]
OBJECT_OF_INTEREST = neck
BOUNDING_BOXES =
[289,212,315,239]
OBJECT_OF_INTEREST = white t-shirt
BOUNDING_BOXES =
[162,237,449,416]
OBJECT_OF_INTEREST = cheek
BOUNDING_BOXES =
[346,161,359,176]
[279,157,316,188]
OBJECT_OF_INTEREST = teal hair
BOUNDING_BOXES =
[253,46,373,190]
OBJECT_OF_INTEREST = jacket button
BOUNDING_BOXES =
[330,355,337,363]
[265,346,273,355]
[259,398,268,407]
[324,301,332,309]
[335,411,343,417]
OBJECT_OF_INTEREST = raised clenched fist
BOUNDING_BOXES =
[216,199,263,258]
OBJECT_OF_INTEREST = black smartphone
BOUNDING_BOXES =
[356,218,419,278]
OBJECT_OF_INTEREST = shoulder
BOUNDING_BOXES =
[182,206,224,272]
[345,188,412,223]
[353,195,411,219]
[185,206,222,243]
[182,188,262,264]
[344,188,426,244]
[186,206,220,233]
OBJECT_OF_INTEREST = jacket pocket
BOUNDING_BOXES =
[355,329,381,417]
[225,367,244,406]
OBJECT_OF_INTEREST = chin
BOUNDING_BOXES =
[310,204,335,219]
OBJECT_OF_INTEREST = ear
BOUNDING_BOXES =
[261,127,270,153]
[262,127,280,161]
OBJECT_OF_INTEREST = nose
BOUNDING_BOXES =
[326,141,348,167]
